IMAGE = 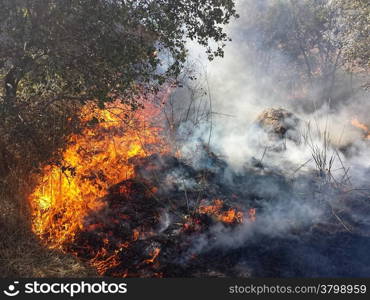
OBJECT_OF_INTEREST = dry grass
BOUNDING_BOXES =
[0,101,97,278]
[0,186,96,278]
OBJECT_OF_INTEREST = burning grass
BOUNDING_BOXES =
[0,99,97,277]
[29,100,168,248]
[0,191,96,277]
[25,97,258,276]
[197,199,244,224]
[35,151,256,277]
[2,95,370,278]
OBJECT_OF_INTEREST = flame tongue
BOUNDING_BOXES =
[29,100,167,248]
[198,199,244,224]
[144,247,161,264]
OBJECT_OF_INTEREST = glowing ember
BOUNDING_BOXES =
[90,248,121,275]
[145,248,161,264]
[198,199,244,224]
[28,94,252,277]
[351,118,370,139]
[133,229,140,241]
[248,208,256,222]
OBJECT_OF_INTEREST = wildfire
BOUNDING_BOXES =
[28,93,253,277]
[144,248,161,264]
[248,208,256,222]
[29,99,167,249]
[351,118,370,139]
[90,248,121,275]
[198,199,248,224]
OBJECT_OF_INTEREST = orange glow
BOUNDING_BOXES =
[29,99,167,250]
[145,248,161,264]
[248,208,256,223]
[351,118,370,139]
[90,248,121,275]
[219,209,244,223]
[198,199,244,224]
[133,229,140,241]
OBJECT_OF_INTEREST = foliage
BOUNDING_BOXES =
[239,0,370,101]
[337,0,370,71]
[0,0,237,109]
[0,0,237,184]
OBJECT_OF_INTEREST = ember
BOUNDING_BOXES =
[145,248,161,264]
[29,99,167,250]
[198,199,244,224]
[1,0,369,281]
[351,118,370,139]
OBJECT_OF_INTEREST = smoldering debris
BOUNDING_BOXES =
[66,137,370,277]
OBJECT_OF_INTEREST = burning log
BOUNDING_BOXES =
[27,103,370,277]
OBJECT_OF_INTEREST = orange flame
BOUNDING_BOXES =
[29,99,167,249]
[351,118,370,139]
[248,208,256,223]
[90,248,121,275]
[132,229,140,241]
[198,199,244,224]
[28,91,250,276]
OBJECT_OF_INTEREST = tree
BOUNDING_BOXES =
[0,0,238,111]
[337,0,370,77]
[240,0,345,103]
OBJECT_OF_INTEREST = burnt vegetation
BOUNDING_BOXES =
[1,0,370,277]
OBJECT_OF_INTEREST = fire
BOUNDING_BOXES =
[133,229,140,241]
[351,118,370,139]
[29,99,167,249]
[28,93,252,277]
[198,199,244,224]
[144,248,161,264]
[248,208,256,222]
[90,248,121,275]
[219,209,241,223]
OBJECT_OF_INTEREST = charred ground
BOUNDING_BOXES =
[65,151,370,277]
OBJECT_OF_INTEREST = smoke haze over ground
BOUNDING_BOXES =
[159,0,370,276]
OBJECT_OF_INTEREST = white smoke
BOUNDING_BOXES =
[170,0,370,264]
[184,0,370,181]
